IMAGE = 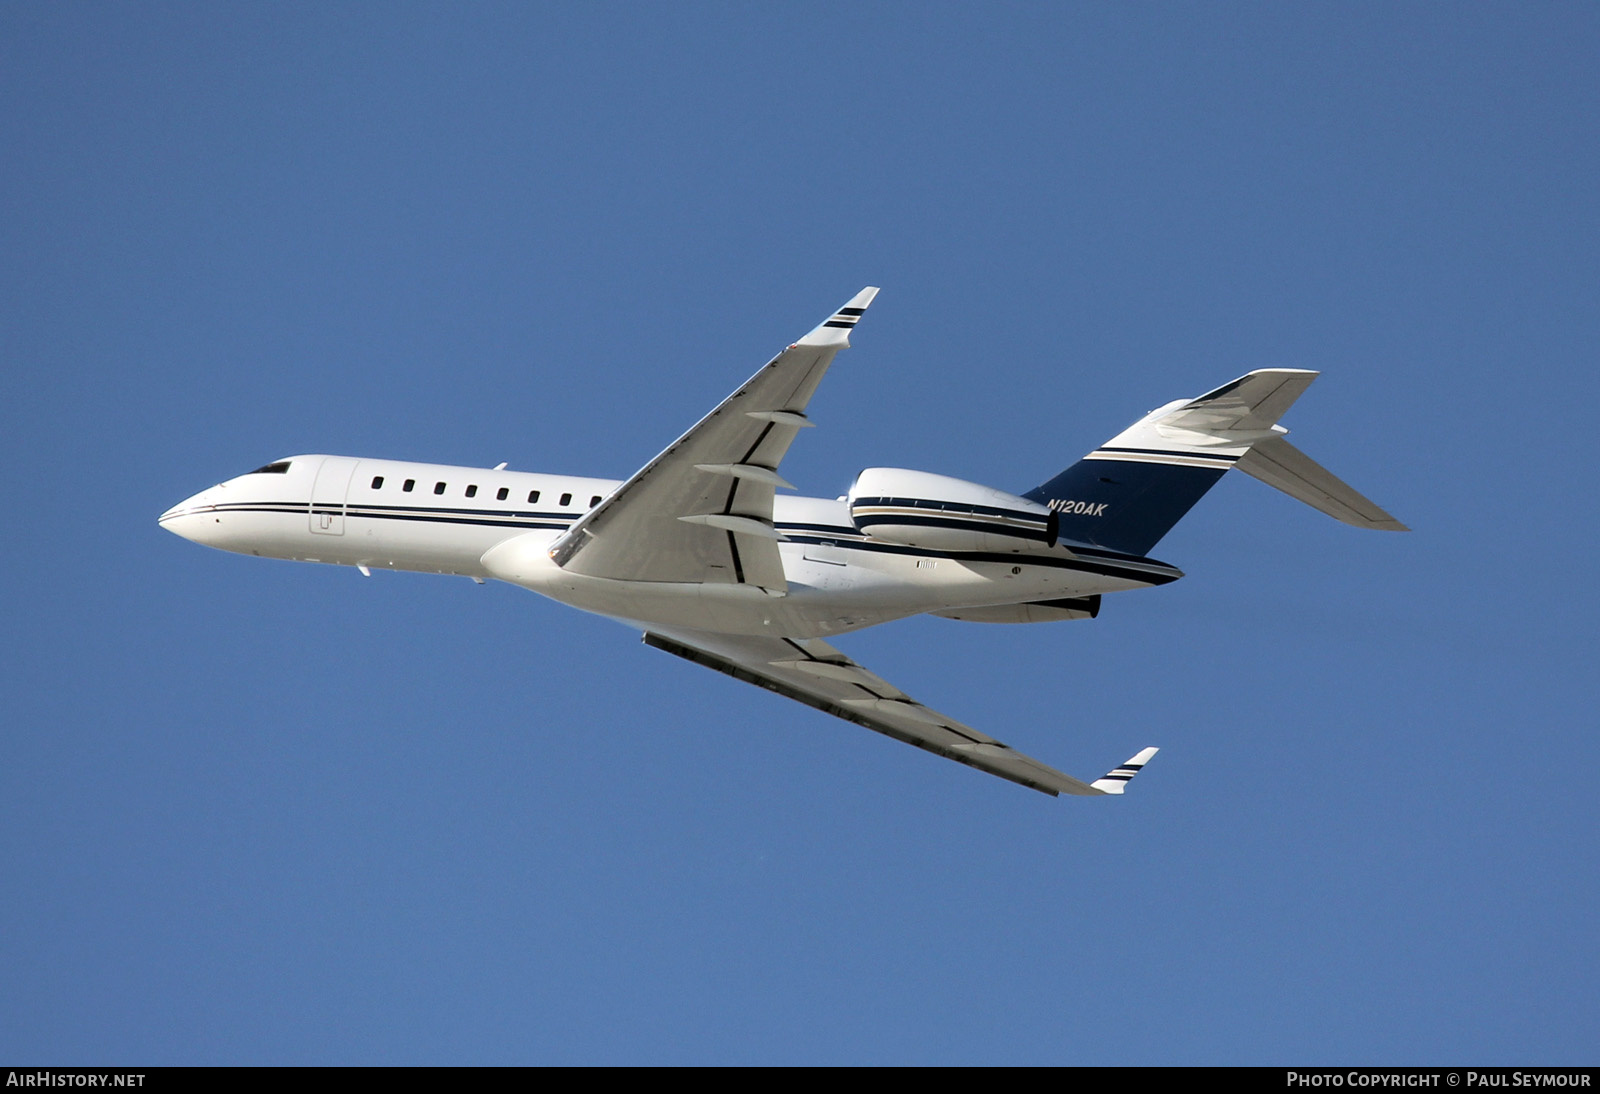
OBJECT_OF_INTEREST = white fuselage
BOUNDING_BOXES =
[160,454,1182,639]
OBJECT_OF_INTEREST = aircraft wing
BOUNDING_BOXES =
[643,628,1158,797]
[549,288,880,591]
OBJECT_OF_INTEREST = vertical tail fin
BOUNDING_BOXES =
[1023,370,1405,555]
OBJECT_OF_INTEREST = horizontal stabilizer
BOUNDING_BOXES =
[1236,436,1408,531]
[1171,369,1319,433]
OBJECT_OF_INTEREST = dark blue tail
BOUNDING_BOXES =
[1024,370,1338,556]
[1024,458,1230,556]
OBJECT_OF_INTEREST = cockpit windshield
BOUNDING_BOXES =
[248,461,291,475]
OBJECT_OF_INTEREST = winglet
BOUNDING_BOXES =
[796,287,880,348]
[1089,747,1159,794]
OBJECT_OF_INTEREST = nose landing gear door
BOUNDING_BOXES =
[309,457,359,535]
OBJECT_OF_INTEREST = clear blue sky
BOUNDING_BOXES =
[4,3,1596,1065]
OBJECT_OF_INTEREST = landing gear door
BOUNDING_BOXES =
[309,457,358,536]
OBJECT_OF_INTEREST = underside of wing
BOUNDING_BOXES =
[643,628,1157,797]
[549,289,879,591]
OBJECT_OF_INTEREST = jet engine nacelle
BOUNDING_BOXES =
[846,468,1057,553]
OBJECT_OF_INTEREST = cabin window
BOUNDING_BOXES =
[589,495,601,507]
[496,487,509,501]
[527,490,541,504]
[403,479,415,492]
[434,482,446,495]
[249,461,291,475]
[559,492,572,507]
[371,476,384,489]
[465,485,478,498]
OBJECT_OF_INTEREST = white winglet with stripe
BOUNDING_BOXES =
[1090,747,1160,794]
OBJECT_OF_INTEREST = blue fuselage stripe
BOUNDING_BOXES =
[187,500,1181,585]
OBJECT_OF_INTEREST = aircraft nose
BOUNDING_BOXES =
[158,488,219,544]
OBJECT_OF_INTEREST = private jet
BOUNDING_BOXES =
[161,288,1405,797]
